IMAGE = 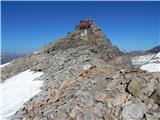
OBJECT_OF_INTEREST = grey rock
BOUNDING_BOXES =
[84,112,95,120]
[146,114,159,120]
[42,105,56,116]
[127,77,144,97]
[122,102,146,120]
[112,93,127,106]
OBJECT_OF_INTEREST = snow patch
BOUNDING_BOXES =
[0,62,11,68]
[33,50,40,55]
[131,52,160,72]
[141,63,160,72]
[131,54,155,65]
[0,69,44,120]
[155,52,160,58]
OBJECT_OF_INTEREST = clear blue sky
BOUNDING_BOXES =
[2,1,160,53]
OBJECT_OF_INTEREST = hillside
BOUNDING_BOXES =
[146,45,160,54]
[1,21,160,120]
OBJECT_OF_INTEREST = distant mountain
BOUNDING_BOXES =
[1,52,26,64]
[145,45,160,54]
[126,51,144,57]
[127,45,160,58]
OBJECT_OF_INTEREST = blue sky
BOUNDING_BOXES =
[1,1,160,53]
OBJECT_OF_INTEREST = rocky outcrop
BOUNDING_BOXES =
[2,22,159,120]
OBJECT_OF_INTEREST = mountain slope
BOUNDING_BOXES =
[1,24,130,81]
[1,22,159,120]
[145,45,160,54]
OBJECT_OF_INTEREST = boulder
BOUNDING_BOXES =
[103,112,113,120]
[127,78,144,97]
[112,93,127,106]
[150,90,160,105]
[121,102,146,120]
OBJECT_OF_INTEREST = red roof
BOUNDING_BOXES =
[80,20,92,27]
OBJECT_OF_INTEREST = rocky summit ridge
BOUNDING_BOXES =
[1,22,160,120]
